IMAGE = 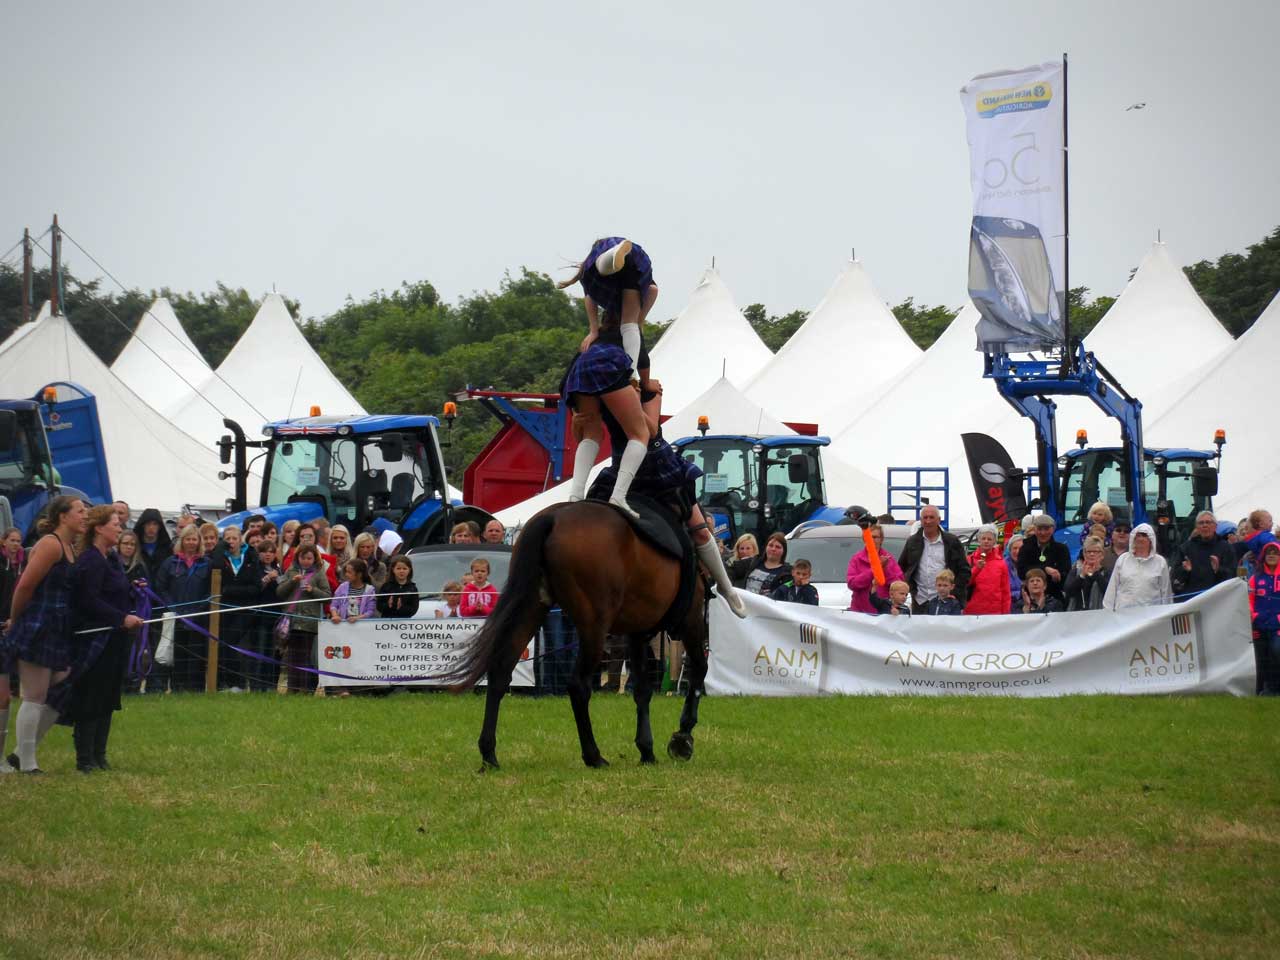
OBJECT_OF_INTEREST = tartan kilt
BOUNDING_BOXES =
[580,238,654,316]
[560,342,632,404]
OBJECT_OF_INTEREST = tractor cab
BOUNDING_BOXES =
[217,413,494,544]
[1058,441,1221,552]
[0,384,109,538]
[671,434,845,545]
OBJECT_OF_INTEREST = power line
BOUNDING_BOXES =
[56,226,271,424]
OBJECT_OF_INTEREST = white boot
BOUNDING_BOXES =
[695,538,747,618]
[567,438,599,502]
[608,440,646,520]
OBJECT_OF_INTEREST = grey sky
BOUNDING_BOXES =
[4,0,1277,325]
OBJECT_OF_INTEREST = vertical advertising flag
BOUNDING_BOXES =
[960,62,1066,352]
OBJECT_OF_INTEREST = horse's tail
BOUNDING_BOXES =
[446,509,557,691]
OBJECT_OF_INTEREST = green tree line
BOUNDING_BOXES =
[1,227,1276,472]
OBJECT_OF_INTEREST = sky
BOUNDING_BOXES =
[3,0,1277,324]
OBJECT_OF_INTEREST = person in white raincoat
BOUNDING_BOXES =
[1102,523,1173,610]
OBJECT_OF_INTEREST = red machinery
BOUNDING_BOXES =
[459,387,818,515]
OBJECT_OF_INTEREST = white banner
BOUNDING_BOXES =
[316,616,534,688]
[706,580,1254,697]
[960,61,1067,350]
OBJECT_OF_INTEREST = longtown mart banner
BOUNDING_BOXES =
[316,615,534,689]
[705,580,1254,697]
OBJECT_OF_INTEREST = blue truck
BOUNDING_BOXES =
[215,412,496,545]
[0,382,112,538]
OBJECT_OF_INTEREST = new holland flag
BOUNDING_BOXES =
[960,61,1067,352]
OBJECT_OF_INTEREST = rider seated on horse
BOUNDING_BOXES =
[582,381,748,619]
[558,238,658,519]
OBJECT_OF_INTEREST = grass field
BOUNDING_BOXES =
[2,690,1277,959]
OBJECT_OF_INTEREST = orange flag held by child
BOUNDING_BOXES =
[862,525,886,587]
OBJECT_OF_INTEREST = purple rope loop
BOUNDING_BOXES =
[128,581,155,679]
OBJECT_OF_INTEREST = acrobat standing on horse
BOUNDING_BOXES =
[558,237,659,519]
[586,382,748,619]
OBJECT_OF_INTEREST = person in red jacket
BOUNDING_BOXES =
[1248,541,1280,696]
[965,524,1011,616]
[460,558,499,618]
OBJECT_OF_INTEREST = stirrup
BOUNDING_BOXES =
[608,496,640,521]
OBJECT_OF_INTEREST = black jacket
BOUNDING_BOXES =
[1063,565,1111,611]
[769,580,819,606]
[377,579,421,619]
[728,557,791,595]
[1016,537,1072,601]
[209,543,265,612]
[898,529,971,603]
[1170,534,1235,596]
[133,508,173,579]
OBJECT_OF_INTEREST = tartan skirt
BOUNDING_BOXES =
[560,342,633,403]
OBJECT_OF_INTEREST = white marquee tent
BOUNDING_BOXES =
[648,268,772,412]
[828,304,995,523]
[110,298,215,416]
[0,300,50,354]
[169,293,367,442]
[0,308,233,509]
[1147,289,1280,520]
[743,259,921,429]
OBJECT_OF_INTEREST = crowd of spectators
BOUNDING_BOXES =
[0,496,516,771]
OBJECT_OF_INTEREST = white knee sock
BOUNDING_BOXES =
[621,323,642,379]
[609,440,647,509]
[15,700,42,771]
[0,707,8,767]
[568,438,599,501]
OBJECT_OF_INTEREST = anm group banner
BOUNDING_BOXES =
[706,580,1254,697]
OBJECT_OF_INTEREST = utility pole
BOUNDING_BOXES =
[50,214,62,315]
[21,228,32,325]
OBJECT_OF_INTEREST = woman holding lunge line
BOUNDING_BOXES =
[60,506,144,772]
[558,237,660,519]
[1,496,87,774]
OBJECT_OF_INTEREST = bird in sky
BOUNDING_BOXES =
[1125,102,1147,111]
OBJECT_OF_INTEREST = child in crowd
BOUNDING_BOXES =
[436,580,463,618]
[922,570,963,615]
[1017,568,1062,614]
[460,559,499,617]
[377,556,420,619]
[871,580,912,617]
[330,558,377,623]
[277,544,332,693]
[769,559,819,606]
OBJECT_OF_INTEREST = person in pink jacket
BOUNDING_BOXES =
[965,524,1011,615]
[846,525,905,614]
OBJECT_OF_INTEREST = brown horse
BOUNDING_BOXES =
[447,500,709,769]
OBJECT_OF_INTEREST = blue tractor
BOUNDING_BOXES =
[216,412,496,545]
[670,433,849,546]
[987,343,1224,556]
[0,383,112,539]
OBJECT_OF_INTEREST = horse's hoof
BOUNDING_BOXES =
[667,733,694,761]
[639,753,657,765]
[479,755,500,773]
[583,755,610,769]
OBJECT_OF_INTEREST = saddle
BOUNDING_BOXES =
[580,487,700,633]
